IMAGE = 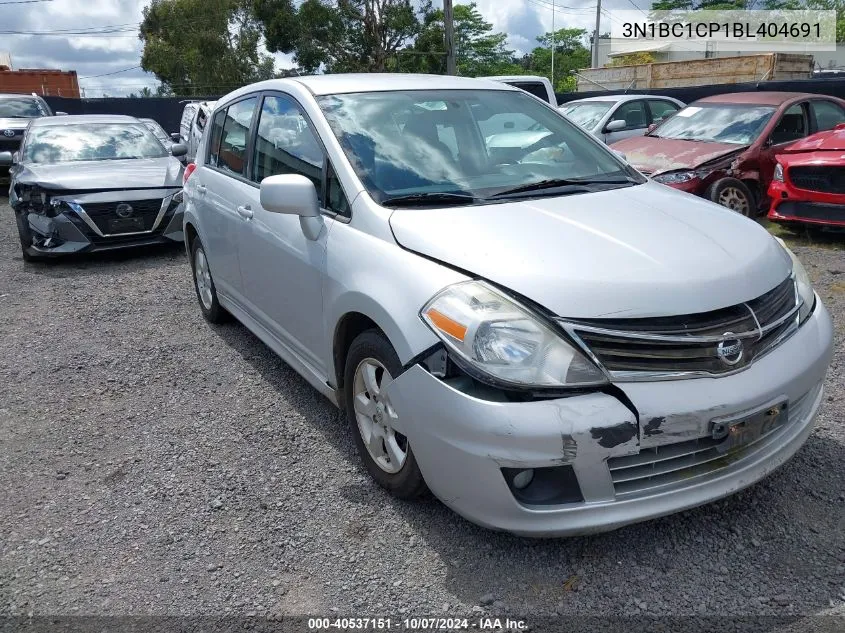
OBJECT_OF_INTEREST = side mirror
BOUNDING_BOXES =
[170,132,182,141]
[605,119,626,133]
[55,111,68,116]
[170,143,188,157]
[0,151,12,166]
[261,174,322,240]
[612,149,627,162]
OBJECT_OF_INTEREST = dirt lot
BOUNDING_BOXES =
[1,196,844,625]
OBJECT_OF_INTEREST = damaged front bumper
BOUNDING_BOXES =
[14,190,185,257]
[384,301,833,537]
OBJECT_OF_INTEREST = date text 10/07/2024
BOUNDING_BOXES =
[307,617,529,630]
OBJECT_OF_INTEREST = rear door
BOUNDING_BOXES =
[604,100,649,144]
[758,101,811,189]
[192,97,259,300]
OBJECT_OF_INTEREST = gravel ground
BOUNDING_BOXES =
[1,196,844,626]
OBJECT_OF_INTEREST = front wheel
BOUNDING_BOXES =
[15,213,44,263]
[343,330,427,499]
[707,178,755,216]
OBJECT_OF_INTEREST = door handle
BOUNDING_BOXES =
[196,184,207,195]
[237,205,253,220]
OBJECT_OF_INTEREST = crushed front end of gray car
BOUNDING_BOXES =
[11,182,184,259]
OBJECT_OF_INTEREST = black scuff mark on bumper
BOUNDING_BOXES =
[643,416,665,437]
[590,422,638,448]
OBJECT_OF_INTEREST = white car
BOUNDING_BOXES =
[560,94,685,144]
[182,74,832,537]
[177,100,216,162]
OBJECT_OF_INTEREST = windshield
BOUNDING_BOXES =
[142,119,169,143]
[318,89,641,204]
[651,103,776,145]
[560,101,613,130]
[0,97,48,118]
[23,123,169,163]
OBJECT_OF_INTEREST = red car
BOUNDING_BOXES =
[612,92,845,216]
[768,123,845,230]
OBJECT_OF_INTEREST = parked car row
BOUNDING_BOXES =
[0,77,837,537]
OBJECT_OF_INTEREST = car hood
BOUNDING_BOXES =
[14,157,183,191]
[388,181,791,319]
[611,136,744,175]
[0,117,33,131]
[781,127,845,153]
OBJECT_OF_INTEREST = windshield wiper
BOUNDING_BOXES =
[381,192,481,207]
[489,177,636,199]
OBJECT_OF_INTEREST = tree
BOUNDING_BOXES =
[140,0,276,96]
[402,2,522,75]
[607,52,657,66]
[521,28,591,92]
[254,0,419,73]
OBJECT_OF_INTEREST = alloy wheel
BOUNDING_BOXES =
[718,186,750,214]
[194,247,213,310]
[352,358,408,474]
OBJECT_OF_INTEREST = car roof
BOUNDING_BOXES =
[246,73,519,97]
[0,93,43,100]
[565,94,678,104]
[693,92,815,106]
[30,114,140,127]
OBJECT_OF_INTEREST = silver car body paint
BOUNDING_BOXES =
[560,94,685,144]
[183,74,833,536]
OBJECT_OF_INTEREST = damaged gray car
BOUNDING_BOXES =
[0,114,187,261]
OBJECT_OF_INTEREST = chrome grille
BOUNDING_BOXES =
[565,277,800,377]
[608,384,821,498]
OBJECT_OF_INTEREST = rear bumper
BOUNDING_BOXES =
[384,301,833,537]
[768,181,845,228]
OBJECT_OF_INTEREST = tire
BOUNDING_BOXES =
[343,330,427,499]
[190,237,228,324]
[706,178,755,217]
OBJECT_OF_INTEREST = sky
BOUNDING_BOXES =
[0,0,638,97]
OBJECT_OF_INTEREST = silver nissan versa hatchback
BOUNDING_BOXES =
[183,74,833,537]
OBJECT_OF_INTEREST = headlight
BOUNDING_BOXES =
[773,163,784,182]
[653,171,696,185]
[420,281,606,388]
[776,239,815,323]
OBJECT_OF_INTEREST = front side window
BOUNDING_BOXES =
[810,100,845,132]
[318,89,641,206]
[611,101,647,130]
[216,98,257,176]
[652,103,776,145]
[23,123,168,163]
[0,97,47,118]
[252,94,324,191]
[770,104,807,146]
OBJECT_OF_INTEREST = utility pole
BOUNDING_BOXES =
[592,0,601,68]
[444,0,457,75]
[551,0,555,88]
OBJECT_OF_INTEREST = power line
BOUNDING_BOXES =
[0,0,55,4]
[80,65,142,79]
[626,0,650,18]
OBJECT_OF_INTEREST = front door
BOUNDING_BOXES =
[604,100,649,144]
[236,93,331,376]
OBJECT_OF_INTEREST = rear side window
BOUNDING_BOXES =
[211,98,257,176]
[196,107,209,132]
[648,100,680,124]
[507,82,548,101]
[207,109,226,167]
[810,100,845,132]
[251,94,324,189]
